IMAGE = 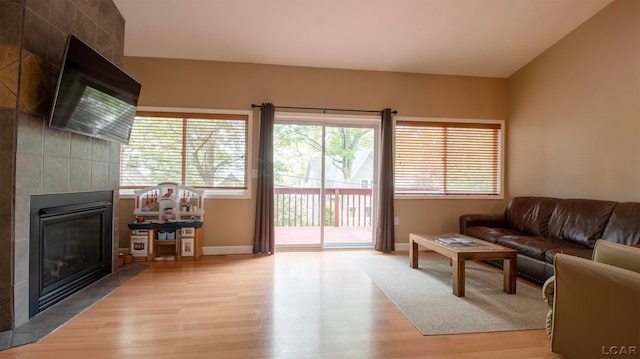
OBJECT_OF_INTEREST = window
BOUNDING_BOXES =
[394,119,503,197]
[120,110,250,195]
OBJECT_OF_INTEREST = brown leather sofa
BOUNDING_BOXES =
[459,196,640,284]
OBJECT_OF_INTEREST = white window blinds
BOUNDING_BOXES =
[120,112,248,189]
[394,120,503,196]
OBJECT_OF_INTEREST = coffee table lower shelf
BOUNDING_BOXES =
[409,233,517,297]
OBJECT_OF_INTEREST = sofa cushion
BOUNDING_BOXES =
[547,199,617,248]
[464,226,522,243]
[544,245,593,264]
[505,197,559,236]
[497,235,568,261]
[602,202,640,246]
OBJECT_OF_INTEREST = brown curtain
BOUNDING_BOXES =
[253,103,275,254]
[375,108,395,252]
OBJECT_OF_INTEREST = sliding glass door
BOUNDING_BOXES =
[274,123,323,246]
[322,126,375,246]
[273,113,378,248]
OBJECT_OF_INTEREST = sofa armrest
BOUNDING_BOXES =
[592,239,640,273]
[459,213,505,234]
[550,253,640,358]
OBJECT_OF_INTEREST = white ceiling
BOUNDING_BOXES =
[113,0,612,78]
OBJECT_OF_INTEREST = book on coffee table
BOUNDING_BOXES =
[437,237,475,245]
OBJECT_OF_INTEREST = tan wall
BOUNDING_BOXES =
[507,0,640,202]
[121,0,640,251]
[120,58,509,248]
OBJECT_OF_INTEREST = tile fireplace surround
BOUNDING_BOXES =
[0,0,126,334]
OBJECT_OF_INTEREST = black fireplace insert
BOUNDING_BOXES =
[29,191,113,317]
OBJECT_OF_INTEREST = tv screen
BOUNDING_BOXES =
[49,34,141,144]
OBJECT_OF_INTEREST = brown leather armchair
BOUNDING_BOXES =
[542,240,640,358]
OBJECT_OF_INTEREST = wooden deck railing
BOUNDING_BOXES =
[274,187,372,227]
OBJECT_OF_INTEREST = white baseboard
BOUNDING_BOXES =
[202,243,409,255]
[394,243,409,251]
[203,246,254,255]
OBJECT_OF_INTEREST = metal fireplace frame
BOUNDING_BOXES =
[29,191,113,317]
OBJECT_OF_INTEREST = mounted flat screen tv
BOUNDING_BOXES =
[49,34,141,144]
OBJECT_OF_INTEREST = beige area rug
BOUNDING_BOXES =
[356,252,548,335]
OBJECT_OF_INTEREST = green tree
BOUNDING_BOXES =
[121,116,246,188]
[186,119,246,187]
[326,127,372,181]
[274,125,372,184]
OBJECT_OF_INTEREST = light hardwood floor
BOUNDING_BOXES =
[0,251,564,359]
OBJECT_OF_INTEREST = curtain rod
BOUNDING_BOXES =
[251,104,397,115]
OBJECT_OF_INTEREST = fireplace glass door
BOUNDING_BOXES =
[42,213,102,288]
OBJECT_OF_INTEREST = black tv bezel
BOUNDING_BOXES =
[49,34,141,145]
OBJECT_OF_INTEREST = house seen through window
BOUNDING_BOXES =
[120,111,249,194]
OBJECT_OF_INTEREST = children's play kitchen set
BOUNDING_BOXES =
[128,182,204,261]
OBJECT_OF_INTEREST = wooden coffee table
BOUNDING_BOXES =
[409,233,517,297]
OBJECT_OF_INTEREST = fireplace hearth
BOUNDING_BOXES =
[29,191,113,317]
